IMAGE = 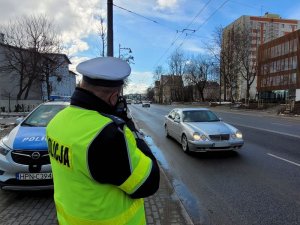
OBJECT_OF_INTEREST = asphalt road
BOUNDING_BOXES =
[129,104,300,225]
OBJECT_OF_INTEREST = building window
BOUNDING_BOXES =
[291,73,296,84]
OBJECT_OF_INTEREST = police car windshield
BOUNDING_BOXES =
[22,104,66,127]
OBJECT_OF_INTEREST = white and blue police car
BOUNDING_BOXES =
[0,100,69,190]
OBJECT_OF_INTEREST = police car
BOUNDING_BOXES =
[0,100,69,190]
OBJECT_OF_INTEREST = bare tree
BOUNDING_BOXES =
[153,65,165,103]
[146,87,155,102]
[96,15,107,57]
[220,26,242,102]
[206,26,241,102]
[184,56,214,102]
[234,26,257,104]
[167,49,186,101]
[0,14,63,100]
[168,49,186,76]
[153,65,164,81]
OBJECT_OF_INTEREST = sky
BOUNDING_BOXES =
[1,0,300,94]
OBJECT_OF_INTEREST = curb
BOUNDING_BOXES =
[158,165,194,225]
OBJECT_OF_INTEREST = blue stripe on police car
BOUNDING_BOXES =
[13,127,47,150]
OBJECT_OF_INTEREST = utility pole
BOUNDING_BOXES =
[107,0,113,56]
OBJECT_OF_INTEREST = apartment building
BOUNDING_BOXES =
[222,13,300,101]
[257,29,300,102]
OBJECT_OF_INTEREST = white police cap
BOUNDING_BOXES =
[76,57,131,87]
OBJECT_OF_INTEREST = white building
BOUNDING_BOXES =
[0,35,76,112]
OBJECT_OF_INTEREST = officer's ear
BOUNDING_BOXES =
[108,90,120,106]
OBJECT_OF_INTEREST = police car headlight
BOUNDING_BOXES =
[0,141,10,156]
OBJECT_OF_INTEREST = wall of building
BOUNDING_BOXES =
[223,13,300,101]
[257,29,300,101]
[296,89,300,101]
[0,99,42,112]
[0,45,75,105]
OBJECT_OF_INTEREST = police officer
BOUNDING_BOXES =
[46,57,160,225]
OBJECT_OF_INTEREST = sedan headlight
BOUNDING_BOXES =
[0,141,10,156]
[232,130,243,139]
[193,132,208,141]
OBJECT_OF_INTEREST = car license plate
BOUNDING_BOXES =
[213,142,230,147]
[16,173,53,180]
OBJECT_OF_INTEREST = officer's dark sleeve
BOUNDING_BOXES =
[124,119,160,198]
[87,122,160,198]
[130,137,160,199]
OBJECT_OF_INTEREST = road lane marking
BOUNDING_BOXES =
[267,153,300,167]
[230,123,300,139]
[271,122,291,127]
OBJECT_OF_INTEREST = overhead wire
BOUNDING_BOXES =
[175,0,230,51]
[153,0,214,68]
[111,1,229,70]
[113,3,158,24]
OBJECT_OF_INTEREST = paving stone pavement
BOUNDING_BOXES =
[0,166,193,225]
[145,167,194,225]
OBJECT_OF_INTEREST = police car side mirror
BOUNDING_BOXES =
[15,117,24,125]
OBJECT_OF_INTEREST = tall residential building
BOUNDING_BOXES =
[222,13,300,101]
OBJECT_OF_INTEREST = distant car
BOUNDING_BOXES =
[164,108,244,153]
[126,99,132,105]
[0,101,69,190]
[142,101,150,108]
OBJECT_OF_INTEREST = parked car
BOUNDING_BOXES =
[0,100,69,190]
[164,108,244,153]
[142,101,151,108]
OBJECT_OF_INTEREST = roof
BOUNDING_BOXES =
[175,107,210,111]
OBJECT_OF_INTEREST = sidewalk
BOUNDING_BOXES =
[144,167,194,225]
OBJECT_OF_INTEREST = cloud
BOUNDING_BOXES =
[156,0,179,10]
[123,71,154,94]
[66,39,90,56]
[182,40,208,54]
[123,83,149,95]
[0,0,104,56]
[68,56,90,84]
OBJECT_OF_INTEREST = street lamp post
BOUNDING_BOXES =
[118,44,134,64]
[118,44,132,58]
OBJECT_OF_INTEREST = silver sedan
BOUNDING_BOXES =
[164,108,244,153]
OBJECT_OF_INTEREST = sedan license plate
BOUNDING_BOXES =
[16,173,52,180]
[213,142,230,147]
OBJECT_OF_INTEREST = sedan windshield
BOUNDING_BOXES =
[182,110,220,122]
[22,104,66,127]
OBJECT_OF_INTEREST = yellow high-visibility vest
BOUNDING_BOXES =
[46,106,152,225]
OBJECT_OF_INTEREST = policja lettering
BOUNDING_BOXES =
[48,137,71,168]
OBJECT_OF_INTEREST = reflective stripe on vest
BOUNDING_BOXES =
[56,199,145,225]
[119,149,152,194]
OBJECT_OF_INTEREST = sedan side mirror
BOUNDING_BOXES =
[219,117,223,121]
[15,117,24,125]
[174,118,180,123]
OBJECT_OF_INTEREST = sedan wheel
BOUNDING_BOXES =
[164,125,170,138]
[181,134,190,153]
